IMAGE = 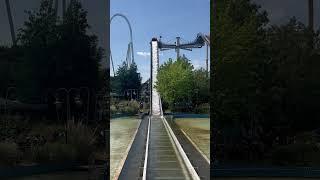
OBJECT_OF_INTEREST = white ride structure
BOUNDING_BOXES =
[150,38,162,116]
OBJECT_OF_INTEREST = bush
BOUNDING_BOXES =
[194,103,210,114]
[67,122,96,163]
[115,100,140,114]
[32,143,76,163]
[271,143,320,166]
[30,122,97,164]
[110,104,117,115]
[0,142,20,166]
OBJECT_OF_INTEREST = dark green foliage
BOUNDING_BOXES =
[3,0,104,101]
[112,62,142,95]
[264,19,320,132]
[156,56,209,111]
[0,142,19,166]
[111,100,140,115]
[212,0,320,163]
[213,0,268,128]
[0,46,23,96]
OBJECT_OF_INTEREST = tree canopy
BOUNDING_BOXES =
[14,0,103,101]
[155,56,209,111]
[112,62,142,96]
[212,0,320,163]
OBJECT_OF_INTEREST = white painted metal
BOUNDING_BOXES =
[151,40,161,116]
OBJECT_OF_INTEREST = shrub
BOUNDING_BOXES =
[117,100,140,114]
[30,122,97,164]
[194,103,210,114]
[110,104,117,115]
[33,143,76,163]
[67,122,96,163]
[0,142,20,166]
[271,143,320,166]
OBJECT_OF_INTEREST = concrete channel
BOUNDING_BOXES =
[146,116,189,179]
[116,114,207,179]
[145,116,200,180]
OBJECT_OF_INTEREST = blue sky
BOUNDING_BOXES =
[110,0,210,82]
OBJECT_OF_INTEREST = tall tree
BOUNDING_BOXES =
[18,0,58,99]
[17,0,103,100]
[155,56,200,110]
[212,0,268,125]
[53,0,103,89]
[265,18,320,131]
[115,61,141,95]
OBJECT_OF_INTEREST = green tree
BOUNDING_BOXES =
[17,0,59,99]
[264,18,320,131]
[17,0,103,101]
[192,68,209,106]
[115,62,142,96]
[212,0,268,126]
[212,0,320,163]
[156,57,209,111]
[211,0,269,159]
[52,0,103,90]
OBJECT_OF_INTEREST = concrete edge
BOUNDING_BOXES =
[112,119,142,180]
[180,128,210,164]
[162,117,200,180]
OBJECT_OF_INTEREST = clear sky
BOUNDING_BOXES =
[110,0,210,82]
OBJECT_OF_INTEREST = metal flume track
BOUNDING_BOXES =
[146,116,192,180]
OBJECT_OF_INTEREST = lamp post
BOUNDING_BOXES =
[55,88,69,144]
[94,92,105,122]
[4,87,17,129]
[67,88,80,122]
[126,89,138,100]
[54,92,63,123]
[80,87,90,123]
[55,88,68,120]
